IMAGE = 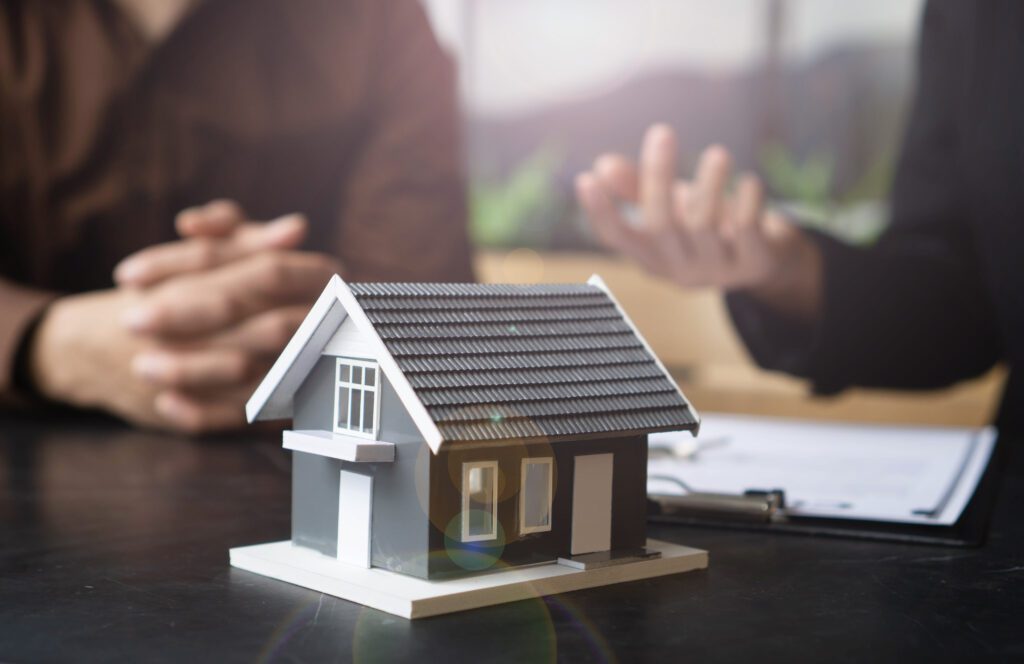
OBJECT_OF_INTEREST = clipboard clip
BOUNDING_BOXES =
[649,488,788,524]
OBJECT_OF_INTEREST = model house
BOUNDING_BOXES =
[244,275,699,580]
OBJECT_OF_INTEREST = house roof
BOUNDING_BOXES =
[246,275,699,452]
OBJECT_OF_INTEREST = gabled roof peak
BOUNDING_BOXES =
[246,275,699,453]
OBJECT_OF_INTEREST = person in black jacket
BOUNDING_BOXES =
[575,0,1021,436]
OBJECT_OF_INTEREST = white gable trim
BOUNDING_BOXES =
[245,275,445,452]
[587,274,701,436]
[332,280,445,453]
[245,276,348,422]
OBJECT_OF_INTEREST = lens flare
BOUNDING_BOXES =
[444,513,506,571]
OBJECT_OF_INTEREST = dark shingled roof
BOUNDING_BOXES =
[348,282,698,442]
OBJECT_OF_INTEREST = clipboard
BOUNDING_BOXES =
[646,419,1004,548]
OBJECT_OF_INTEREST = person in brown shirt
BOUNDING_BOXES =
[0,0,474,431]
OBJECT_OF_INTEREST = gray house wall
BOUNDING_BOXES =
[290,354,432,578]
[291,357,339,556]
[293,353,336,432]
[290,451,341,556]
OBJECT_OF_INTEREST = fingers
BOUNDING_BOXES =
[129,305,305,389]
[593,154,639,203]
[681,145,732,263]
[129,304,309,432]
[669,179,697,259]
[143,303,305,352]
[133,348,253,389]
[689,145,732,229]
[123,250,340,337]
[175,199,246,238]
[639,124,678,232]
[115,214,308,288]
[154,388,251,434]
[576,172,662,273]
[731,174,766,248]
[200,305,308,353]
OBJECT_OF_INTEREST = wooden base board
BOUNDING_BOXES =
[229,539,708,619]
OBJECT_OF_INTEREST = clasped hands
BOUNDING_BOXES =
[30,200,340,432]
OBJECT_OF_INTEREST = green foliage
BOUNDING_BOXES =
[758,141,893,245]
[759,141,835,212]
[470,143,564,248]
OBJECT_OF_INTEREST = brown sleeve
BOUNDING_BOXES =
[333,0,475,283]
[0,278,58,407]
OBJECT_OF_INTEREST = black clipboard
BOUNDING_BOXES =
[648,435,1005,547]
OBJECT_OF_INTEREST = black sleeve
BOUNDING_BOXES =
[726,0,1001,394]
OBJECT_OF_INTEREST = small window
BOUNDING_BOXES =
[333,357,380,439]
[520,458,553,534]
[461,461,498,542]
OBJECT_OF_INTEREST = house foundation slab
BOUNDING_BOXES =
[230,539,708,619]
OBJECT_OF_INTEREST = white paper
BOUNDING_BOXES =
[648,413,996,526]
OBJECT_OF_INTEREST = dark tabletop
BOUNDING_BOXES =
[2,413,1022,663]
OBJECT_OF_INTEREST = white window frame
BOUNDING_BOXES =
[519,457,554,535]
[332,357,380,440]
[461,460,499,542]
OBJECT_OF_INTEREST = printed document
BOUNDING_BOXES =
[647,413,996,526]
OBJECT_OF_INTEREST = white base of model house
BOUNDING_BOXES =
[229,539,708,619]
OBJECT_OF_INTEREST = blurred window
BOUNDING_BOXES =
[520,457,553,534]
[462,461,499,541]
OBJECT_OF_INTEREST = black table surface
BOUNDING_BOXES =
[2,413,1022,663]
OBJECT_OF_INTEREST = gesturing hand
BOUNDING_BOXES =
[575,124,822,321]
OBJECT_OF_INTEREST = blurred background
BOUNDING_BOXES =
[421,0,1005,425]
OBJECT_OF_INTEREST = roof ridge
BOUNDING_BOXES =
[349,282,602,298]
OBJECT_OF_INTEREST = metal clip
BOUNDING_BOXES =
[649,488,787,523]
